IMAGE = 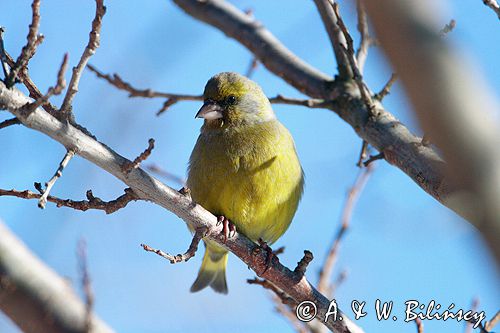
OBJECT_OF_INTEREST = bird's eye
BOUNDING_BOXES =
[226,95,237,105]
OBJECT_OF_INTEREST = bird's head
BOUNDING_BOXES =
[196,72,275,127]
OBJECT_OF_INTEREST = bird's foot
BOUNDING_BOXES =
[216,215,236,243]
[258,238,278,274]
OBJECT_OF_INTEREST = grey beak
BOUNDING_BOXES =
[195,100,223,120]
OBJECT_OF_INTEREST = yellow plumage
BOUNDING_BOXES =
[187,72,304,294]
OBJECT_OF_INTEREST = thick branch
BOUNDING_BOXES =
[0,221,113,333]
[0,81,363,333]
[363,0,500,263]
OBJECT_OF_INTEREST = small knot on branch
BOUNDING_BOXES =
[294,250,313,279]
[178,186,191,199]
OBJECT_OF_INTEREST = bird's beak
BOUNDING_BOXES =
[195,100,223,120]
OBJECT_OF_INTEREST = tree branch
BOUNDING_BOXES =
[141,226,207,264]
[122,138,155,174]
[0,117,21,129]
[77,239,94,333]
[37,149,75,209]
[332,3,375,116]
[355,0,373,74]
[0,221,114,333]
[5,0,43,88]
[0,80,364,333]
[60,0,106,116]
[317,165,373,295]
[363,0,500,263]
[0,187,139,214]
[482,0,500,20]
[312,0,352,78]
[374,73,397,101]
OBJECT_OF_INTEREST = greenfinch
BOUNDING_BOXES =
[187,72,304,294]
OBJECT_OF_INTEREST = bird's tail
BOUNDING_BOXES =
[190,243,228,294]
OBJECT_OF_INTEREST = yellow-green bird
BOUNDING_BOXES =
[187,72,304,294]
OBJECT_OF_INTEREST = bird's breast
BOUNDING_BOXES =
[187,120,304,244]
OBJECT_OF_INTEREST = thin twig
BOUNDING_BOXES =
[415,318,424,333]
[60,0,106,116]
[333,2,375,116]
[482,0,500,20]
[19,53,69,115]
[0,117,21,130]
[329,270,348,296]
[439,19,457,37]
[363,152,384,166]
[87,64,203,101]
[122,138,155,173]
[0,27,9,78]
[269,94,331,108]
[1,187,139,214]
[243,9,259,79]
[141,227,207,264]
[355,0,373,73]
[317,164,373,295]
[485,310,500,332]
[274,301,308,333]
[356,140,369,167]
[245,57,259,78]
[374,73,398,101]
[4,50,59,117]
[5,0,43,88]
[38,150,75,209]
[146,163,185,186]
[464,298,479,333]
[247,278,296,307]
[77,239,94,333]
[156,98,179,116]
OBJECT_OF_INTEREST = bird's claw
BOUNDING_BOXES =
[217,215,236,243]
[258,238,277,274]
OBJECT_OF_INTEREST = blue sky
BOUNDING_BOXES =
[0,1,498,332]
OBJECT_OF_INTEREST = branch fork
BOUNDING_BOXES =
[141,226,208,264]
[37,149,75,209]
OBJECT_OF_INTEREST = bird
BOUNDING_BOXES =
[187,72,304,294]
